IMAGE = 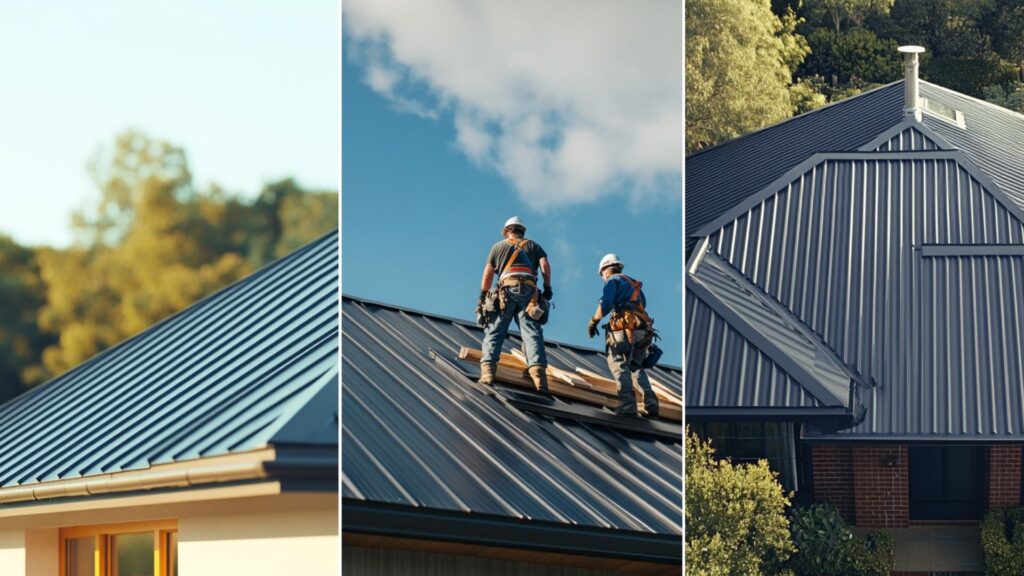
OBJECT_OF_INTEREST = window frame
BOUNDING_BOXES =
[58,519,177,576]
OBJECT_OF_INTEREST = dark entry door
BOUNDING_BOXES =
[909,446,985,520]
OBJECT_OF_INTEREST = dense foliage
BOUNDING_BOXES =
[787,503,894,576]
[686,0,1024,151]
[685,430,795,575]
[0,131,337,403]
[981,507,1024,575]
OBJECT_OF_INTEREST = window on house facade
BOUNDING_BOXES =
[59,520,177,576]
[691,421,798,490]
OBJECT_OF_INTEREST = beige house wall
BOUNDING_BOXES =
[0,490,337,575]
[180,508,338,576]
[0,529,25,575]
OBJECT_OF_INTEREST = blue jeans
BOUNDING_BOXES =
[481,284,547,367]
[606,336,658,415]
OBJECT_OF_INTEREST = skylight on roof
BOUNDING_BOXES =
[921,98,966,128]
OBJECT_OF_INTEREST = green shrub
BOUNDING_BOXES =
[787,503,894,576]
[685,429,795,576]
[981,508,1024,576]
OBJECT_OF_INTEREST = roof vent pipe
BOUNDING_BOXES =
[899,45,925,121]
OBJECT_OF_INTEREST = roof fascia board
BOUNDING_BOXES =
[802,434,1024,444]
[341,499,683,564]
[921,244,1024,257]
[686,276,848,408]
[686,81,902,160]
[0,449,275,506]
[856,117,957,151]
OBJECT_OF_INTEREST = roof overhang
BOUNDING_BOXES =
[342,499,682,565]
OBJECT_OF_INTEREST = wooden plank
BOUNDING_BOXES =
[458,346,681,422]
[576,367,681,408]
[648,377,683,404]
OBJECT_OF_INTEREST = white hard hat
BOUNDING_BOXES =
[502,216,526,233]
[598,253,623,274]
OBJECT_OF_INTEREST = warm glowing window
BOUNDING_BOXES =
[59,520,177,576]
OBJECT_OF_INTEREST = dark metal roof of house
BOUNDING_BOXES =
[0,232,339,489]
[341,296,682,562]
[686,251,857,417]
[686,83,1024,440]
[686,80,1024,241]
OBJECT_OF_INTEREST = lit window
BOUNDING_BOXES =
[59,520,177,576]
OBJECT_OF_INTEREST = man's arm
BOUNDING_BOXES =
[480,263,495,292]
[539,256,551,287]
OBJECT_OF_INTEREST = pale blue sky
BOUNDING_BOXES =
[0,0,337,247]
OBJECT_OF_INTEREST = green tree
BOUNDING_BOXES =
[34,133,254,379]
[806,0,895,33]
[0,237,54,401]
[802,28,901,85]
[983,82,1024,113]
[686,0,811,153]
[685,430,795,576]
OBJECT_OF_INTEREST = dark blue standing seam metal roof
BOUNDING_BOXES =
[0,232,339,489]
[340,296,682,559]
[686,81,906,238]
[688,131,1024,440]
[686,251,857,414]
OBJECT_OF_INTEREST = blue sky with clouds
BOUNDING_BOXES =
[342,0,682,363]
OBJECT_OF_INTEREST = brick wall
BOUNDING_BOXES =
[987,445,1022,509]
[810,445,855,522]
[852,445,909,528]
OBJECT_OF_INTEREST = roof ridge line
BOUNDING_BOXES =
[687,262,850,408]
[700,252,866,388]
[686,80,903,159]
[921,80,1024,123]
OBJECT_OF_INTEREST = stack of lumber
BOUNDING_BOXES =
[457,346,681,422]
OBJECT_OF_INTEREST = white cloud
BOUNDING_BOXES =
[343,0,681,210]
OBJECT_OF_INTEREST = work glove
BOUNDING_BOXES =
[475,290,488,327]
[587,318,599,339]
[542,285,553,301]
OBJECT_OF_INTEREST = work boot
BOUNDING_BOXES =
[479,363,496,385]
[528,365,549,395]
[643,400,660,418]
[614,392,638,417]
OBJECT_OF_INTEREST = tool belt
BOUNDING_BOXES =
[605,275,655,357]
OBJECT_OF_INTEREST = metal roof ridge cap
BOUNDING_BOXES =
[857,117,958,151]
[688,270,847,405]
[941,149,1024,229]
[686,272,848,408]
[342,295,683,372]
[686,80,903,160]
[693,151,831,236]
[698,252,868,388]
[0,451,273,506]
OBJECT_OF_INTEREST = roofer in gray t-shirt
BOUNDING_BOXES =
[476,216,552,394]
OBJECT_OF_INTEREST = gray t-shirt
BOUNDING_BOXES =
[487,238,547,279]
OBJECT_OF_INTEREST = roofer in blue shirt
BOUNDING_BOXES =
[587,254,660,417]
[475,216,552,394]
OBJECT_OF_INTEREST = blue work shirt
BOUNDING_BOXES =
[599,274,646,317]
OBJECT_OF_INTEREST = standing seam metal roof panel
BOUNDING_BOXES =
[0,232,339,488]
[696,152,1024,439]
[341,296,682,536]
